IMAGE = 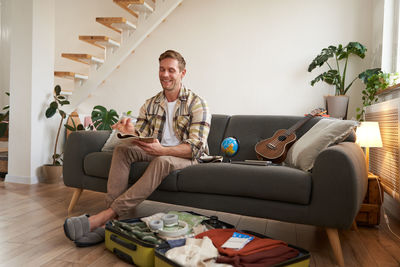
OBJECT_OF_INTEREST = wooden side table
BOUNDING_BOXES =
[355,173,383,226]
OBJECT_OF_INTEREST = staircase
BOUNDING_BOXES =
[55,0,183,113]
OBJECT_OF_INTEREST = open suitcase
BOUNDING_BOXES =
[105,217,158,266]
[105,212,234,267]
[154,229,310,267]
[105,212,310,267]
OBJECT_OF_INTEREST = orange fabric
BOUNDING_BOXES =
[216,246,300,267]
[195,229,287,256]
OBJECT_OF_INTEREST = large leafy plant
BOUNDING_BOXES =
[0,92,9,138]
[308,42,367,95]
[356,69,399,121]
[91,105,119,130]
[45,85,70,165]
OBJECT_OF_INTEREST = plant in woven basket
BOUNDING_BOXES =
[0,92,9,138]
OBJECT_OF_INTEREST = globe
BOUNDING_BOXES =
[221,137,239,158]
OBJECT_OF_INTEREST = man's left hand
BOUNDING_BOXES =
[133,139,165,156]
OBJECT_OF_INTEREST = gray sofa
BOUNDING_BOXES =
[63,114,367,266]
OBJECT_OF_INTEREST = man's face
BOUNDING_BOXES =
[159,58,186,92]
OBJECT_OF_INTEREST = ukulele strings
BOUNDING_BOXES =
[267,114,313,147]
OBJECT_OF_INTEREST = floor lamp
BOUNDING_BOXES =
[356,121,383,174]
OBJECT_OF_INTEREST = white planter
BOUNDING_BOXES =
[326,95,349,119]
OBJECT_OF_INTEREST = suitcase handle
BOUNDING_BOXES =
[110,234,137,251]
[113,247,135,265]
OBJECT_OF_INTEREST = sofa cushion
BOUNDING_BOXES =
[177,163,312,205]
[83,152,179,191]
[84,152,113,178]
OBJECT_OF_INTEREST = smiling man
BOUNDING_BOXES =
[63,50,211,246]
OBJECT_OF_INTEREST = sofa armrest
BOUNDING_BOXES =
[63,130,111,188]
[308,142,368,229]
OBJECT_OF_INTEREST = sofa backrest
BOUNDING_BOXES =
[207,114,231,155]
[207,114,356,160]
[219,115,323,161]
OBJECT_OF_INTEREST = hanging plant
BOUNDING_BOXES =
[356,69,399,121]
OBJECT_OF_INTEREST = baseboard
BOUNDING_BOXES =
[5,174,38,184]
[384,193,400,222]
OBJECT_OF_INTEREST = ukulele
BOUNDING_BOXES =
[254,108,326,163]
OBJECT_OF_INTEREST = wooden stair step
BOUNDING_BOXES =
[61,53,104,65]
[79,36,120,49]
[96,17,136,34]
[54,71,88,81]
[113,0,154,18]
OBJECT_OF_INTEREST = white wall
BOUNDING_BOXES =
[381,0,398,72]
[5,0,55,184]
[55,0,375,120]
[371,0,385,69]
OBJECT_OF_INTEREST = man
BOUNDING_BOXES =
[64,50,211,245]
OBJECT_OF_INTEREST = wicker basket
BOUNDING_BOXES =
[0,158,7,173]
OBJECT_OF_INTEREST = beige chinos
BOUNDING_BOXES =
[105,144,197,216]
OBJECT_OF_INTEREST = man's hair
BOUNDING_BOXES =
[159,50,186,71]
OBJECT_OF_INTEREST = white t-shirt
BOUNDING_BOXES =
[161,100,181,147]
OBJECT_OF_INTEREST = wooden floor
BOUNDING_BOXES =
[1,181,400,267]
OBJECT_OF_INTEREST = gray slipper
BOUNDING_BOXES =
[63,214,90,241]
[74,227,105,247]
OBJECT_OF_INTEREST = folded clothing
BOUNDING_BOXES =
[109,220,164,245]
[195,229,298,257]
[141,211,209,240]
[216,245,300,267]
[165,236,231,267]
[168,211,208,230]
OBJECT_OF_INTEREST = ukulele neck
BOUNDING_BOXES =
[285,115,313,135]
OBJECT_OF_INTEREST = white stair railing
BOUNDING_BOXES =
[64,0,183,113]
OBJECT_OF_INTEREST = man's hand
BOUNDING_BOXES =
[133,139,165,156]
[112,117,135,134]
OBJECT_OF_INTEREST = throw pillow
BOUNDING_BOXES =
[284,119,358,171]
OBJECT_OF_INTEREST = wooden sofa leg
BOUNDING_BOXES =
[68,188,83,215]
[326,228,345,267]
[351,220,358,232]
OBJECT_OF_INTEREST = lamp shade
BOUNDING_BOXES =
[356,121,383,148]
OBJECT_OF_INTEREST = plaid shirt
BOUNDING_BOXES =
[134,86,211,159]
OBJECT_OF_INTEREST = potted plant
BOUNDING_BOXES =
[0,92,10,138]
[308,42,367,119]
[43,85,70,183]
[356,69,399,121]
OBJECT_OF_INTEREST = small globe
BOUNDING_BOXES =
[221,137,239,158]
